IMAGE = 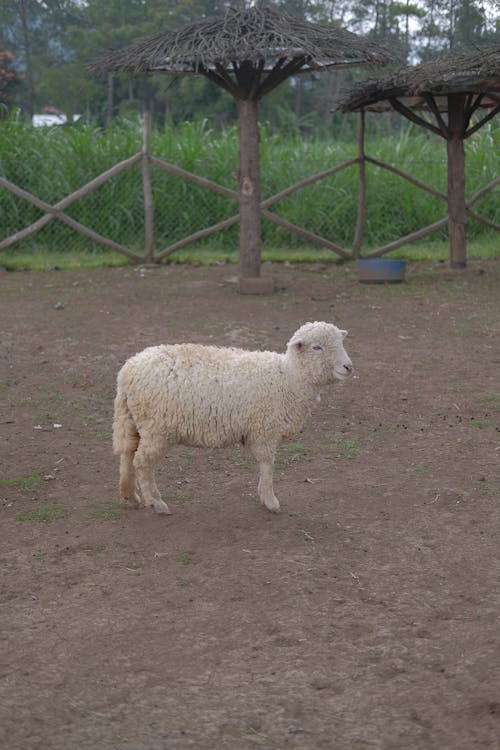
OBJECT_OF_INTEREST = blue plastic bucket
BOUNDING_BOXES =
[357,258,406,283]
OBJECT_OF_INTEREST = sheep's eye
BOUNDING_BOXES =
[312,345,323,351]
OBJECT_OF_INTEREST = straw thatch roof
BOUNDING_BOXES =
[337,45,500,113]
[88,4,396,86]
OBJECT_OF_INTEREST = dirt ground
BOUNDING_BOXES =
[1,259,499,750]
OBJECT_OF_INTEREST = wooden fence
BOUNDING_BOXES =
[1,111,499,264]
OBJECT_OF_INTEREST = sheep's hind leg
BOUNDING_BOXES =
[253,446,280,513]
[133,437,171,515]
[119,451,142,508]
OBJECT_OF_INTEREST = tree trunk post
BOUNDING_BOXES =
[447,94,467,269]
[353,110,366,258]
[106,73,114,126]
[238,98,273,293]
[142,111,155,264]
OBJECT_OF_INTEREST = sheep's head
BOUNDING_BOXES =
[287,322,353,385]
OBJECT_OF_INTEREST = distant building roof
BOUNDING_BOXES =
[32,113,82,127]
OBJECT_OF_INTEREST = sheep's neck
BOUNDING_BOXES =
[283,360,322,409]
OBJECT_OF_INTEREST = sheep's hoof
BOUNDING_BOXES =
[120,493,142,508]
[153,500,172,515]
[264,497,280,513]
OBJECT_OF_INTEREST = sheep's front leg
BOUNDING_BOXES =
[133,436,171,515]
[252,445,280,513]
[259,462,280,512]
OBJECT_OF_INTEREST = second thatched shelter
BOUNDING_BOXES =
[338,46,500,268]
[89,3,395,291]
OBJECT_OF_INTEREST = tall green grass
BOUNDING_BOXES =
[0,115,499,264]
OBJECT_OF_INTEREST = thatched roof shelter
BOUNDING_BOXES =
[337,46,500,268]
[89,3,396,291]
[88,4,395,85]
[337,46,500,113]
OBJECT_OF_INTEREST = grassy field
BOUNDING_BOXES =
[1,237,499,272]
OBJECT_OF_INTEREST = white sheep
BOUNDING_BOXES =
[113,321,353,515]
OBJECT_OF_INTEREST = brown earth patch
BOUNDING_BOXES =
[1,259,499,749]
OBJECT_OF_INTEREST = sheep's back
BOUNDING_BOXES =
[118,344,295,448]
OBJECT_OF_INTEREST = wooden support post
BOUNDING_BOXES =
[238,98,273,293]
[353,110,366,257]
[106,73,114,126]
[447,94,467,269]
[142,111,155,264]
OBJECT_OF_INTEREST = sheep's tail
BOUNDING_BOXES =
[113,385,139,502]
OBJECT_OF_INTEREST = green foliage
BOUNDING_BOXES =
[0,50,21,106]
[91,500,122,520]
[0,472,44,490]
[283,443,310,454]
[17,504,67,522]
[176,550,195,565]
[330,438,359,459]
[0,249,129,271]
[478,393,500,410]
[94,431,113,440]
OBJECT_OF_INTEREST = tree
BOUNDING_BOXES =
[65,0,231,123]
[0,0,82,115]
[0,50,22,106]
[452,0,487,49]
[390,1,426,59]
[419,0,492,57]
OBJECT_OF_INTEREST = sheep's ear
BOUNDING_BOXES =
[340,329,348,339]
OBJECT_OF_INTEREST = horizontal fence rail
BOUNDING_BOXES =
[0,112,498,264]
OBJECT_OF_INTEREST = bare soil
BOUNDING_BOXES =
[1,259,499,750]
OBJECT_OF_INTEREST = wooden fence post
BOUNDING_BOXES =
[238,97,275,293]
[353,111,366,258]
[447,94,467,268]
[142,111,154,263]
